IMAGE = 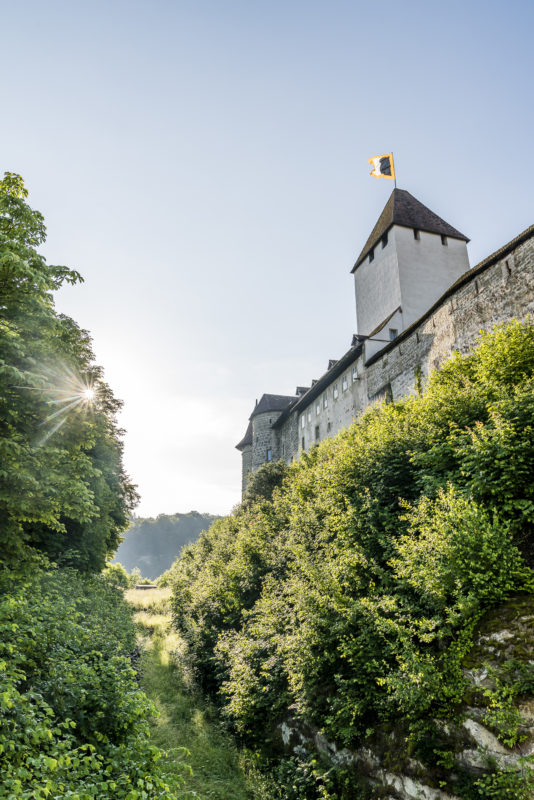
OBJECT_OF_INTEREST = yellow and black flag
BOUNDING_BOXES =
[368,153,395,180]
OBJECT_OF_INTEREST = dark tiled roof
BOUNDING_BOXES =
[250,393,297,419]
[352,189,469,272]
[367,305,402,338]
[235,420,253,451]
[272,341,363,428]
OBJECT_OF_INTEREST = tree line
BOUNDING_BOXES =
[0,173,188,797]
[114,511,220,580]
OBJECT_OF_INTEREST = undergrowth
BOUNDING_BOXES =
[0,567,183,798]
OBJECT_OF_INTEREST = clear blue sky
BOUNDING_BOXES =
[2,0,533,516]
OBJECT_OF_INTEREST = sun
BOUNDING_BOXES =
[34,370,99,447]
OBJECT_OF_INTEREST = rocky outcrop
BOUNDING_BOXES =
[276,596,534,799]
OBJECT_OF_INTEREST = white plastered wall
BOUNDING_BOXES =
[354,241,401,337]
[394,226,470,327]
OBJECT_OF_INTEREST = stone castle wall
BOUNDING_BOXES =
[269,226,534,470]
[251,410,285,472]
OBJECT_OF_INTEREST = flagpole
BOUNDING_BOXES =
[392,151,397,188]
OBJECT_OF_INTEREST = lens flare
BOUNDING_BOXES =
[33,367,98,446]
[14,363,100,446]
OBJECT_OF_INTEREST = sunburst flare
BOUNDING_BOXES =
[25,364,100,447]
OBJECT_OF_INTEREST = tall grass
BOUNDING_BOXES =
[126,586,172,614]
[129,587,273,799]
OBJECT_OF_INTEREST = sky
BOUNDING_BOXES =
[2,0,533,517]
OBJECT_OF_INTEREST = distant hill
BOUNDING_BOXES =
[113,511,220,579]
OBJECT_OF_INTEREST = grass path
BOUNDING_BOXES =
[126,588,269,800]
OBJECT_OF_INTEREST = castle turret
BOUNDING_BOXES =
[351,189,469,359]
[236,393,296,492]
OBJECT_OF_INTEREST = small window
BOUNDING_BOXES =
[381,232,388,248]
[301,437,305,451]
[301,416,305,429]
[352,366,358,382]
[323,394,328,409]
[414,229,420,240]
[315,425,320,441]
[333,383,338,399]
[369,248,374,263]
[307,409,312,422]
[441,234,448,246]
[316,402,321,416]
[266,448,272,462]
[327,422,332,433]
[342,375,348,392]
[389,328,398,341]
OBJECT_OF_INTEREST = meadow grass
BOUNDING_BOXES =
[126,586,172,613]
[128,587,273,799]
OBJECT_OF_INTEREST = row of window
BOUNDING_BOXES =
[300,366,359,428]
[368,230,448,264]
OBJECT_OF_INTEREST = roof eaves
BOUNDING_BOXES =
[235,420,253,451]
[249,393,297,419]
[367,305,402,339]
[351,189,469,274]
[351,223,470,275]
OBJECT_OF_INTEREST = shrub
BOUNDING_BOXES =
[0,566,183,797]
[103,560,131,588]
[171,320,534,755]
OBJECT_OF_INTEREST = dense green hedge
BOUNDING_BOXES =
[171,320,534,756]
[0,565,184,798]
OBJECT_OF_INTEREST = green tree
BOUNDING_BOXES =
[114,510,220,579]
[103,561,131,588]
[242,458,289,507]
[0,172,137,571]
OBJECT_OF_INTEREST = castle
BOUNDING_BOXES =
[236,188,534,492]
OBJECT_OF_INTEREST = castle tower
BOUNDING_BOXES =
[351,189,469,358]
[236,393,296,491]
